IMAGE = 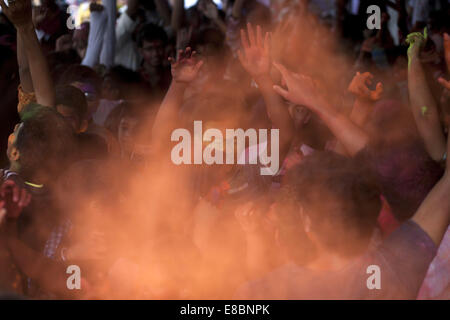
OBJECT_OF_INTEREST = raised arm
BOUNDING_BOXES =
[81,2,107,68]
[99,0,117,69]
[154,0,172,26]
[273,62,369,156]
[232,0,245,19]
[412,129,450,245]
[238,23,295,163]
[151,48,203,152]
[332,72,383,156]
[116,0,139,49]
[171,0,184,32]
[407,29,447,162]
[198,0,226,34]
[1,0,55,108]
[347,72,383,127]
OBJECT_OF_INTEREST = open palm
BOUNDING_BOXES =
[238,23,271,78]
[170,47,204,83]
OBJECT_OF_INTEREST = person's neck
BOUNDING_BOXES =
[8,162,20,174]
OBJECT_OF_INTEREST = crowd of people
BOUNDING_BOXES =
[0,0,449,299]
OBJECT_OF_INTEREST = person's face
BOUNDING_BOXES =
[118,116,139,156]
[56,104,85,133]
[140,40,165,68]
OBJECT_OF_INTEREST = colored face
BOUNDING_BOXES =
[141,40,165,67]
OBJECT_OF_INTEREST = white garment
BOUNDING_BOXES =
[114,12,141,71]
[81,0,116,68]
[408,0,431,26]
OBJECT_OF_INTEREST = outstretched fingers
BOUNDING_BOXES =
[247,23,256,47]
[273,85,290,101]
[240,28,250,50]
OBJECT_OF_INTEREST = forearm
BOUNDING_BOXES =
[154,0,172,26]
[171,0,184,32]
[100,0,117,69]
[17,32,33,94]
[17,24,55,107]
[152,81,187,147]
[333,99,372,156]
[408,55,446,161]
[350,99,373,127]
[212,16,227,34]
[412,176,450,245]
[82,10,107,68]
[256,75,295,160]
[318,103,369,156]
[7,236,70,296]
[232,0,245,19]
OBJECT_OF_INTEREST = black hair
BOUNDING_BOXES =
[55,85,88,121]
[58,64,102,95]
[16,103,76,183]
[281,151,382,258]
[136,23,168,48]
[47,49,82,81]
[104,101,149,138]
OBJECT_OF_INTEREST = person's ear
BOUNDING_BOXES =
[79,119,88,133]
[9,146,20,162]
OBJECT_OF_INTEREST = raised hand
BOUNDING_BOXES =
[0,0,33,29]
[169,47,204,84]
[348,72,383,101]
[0,180,32,219]
[406,28,427,61]
[272,62,324,110]
[238,23,271,79]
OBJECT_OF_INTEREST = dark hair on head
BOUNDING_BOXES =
[55,85,88,121]
[16,103,76,183]
[104,101,149,137]
[136,23,168,48]
[281,151,382,258]
[47,50,82,81]
[106,65,142,84]
[58,64,102,95]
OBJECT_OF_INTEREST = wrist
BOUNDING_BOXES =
[254,74,272,86]
[16,23,35,35]
[171,80,188,90]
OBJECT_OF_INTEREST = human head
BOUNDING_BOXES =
[59,64,102,118]
[136,23,168,68]
[55,85,89,133]
[102,66,142,101]
[7,103,76,184]
[105,102,150,159]
[281,151,382,259]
